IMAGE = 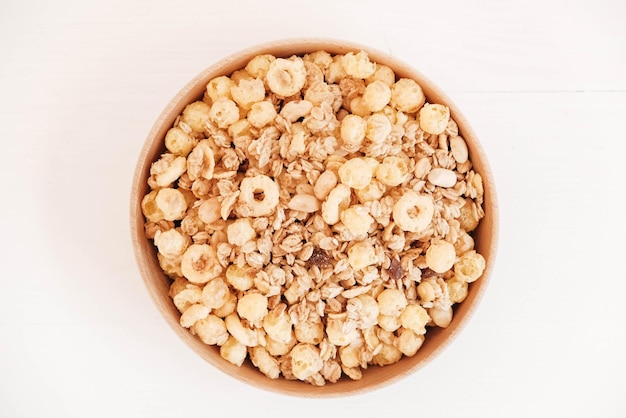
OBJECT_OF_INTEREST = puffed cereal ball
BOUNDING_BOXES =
[447,277,469,303]
[141,190,164,222]
[155,188,187,221]
[181,243,223,284]
[378,314,401,332]
[419,103,450,135]
[245,54,276,79]
[231,77,266,109]
[154,228,188,259]
[246,100,277,128]
[181,101,211,133]
[237,292,269,325]
[339,344,362,368]
[206,76,234,103]
[390,78,425,113]
[209,98,240,129]
[397,328,425,357]
[201,277,230,309]
[220,335,247,366]
[225,264,254,291]
[227,218,256,246]
[290,343,323,380]
[373,343,402,366]
[250,346,280,379]
[355,294,379,329]
[326,318,359,347]
[454,250,486,283]
[365,112,392,144]
[425,240,456,273]
[340,205,374,236]
[164,127,196,157]
[194,314,228,346]
[168,277,202,313]
[266,57,307,97]
[179,303,210,328]
[377,288,407,317]
[347,241,378,271]
[400,303,430,334]
[362,80,392,112]
[366,64,396,87]
[340,114,367,152]
[429,306,453,328]
[294,319,324,345]
[263,304,293,344]
[338,157,374,190]
[212,292,237,318]
[341,51,376,79]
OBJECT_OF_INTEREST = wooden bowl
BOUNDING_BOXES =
[130,38,499,397]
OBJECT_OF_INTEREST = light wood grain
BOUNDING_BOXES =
[130,38,499,397]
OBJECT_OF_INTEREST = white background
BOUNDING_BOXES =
[1,0,625,416]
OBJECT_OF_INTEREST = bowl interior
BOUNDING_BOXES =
[130,39,498,397]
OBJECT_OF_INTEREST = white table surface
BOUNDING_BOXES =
[2,0,625,416]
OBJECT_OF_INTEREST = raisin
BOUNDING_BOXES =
[387,257,404,280]
[421,268,438,279]
[308,247,333,268]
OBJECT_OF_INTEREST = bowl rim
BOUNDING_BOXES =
[130,37,499,397]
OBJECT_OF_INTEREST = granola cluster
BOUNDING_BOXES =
[141,50,486,385]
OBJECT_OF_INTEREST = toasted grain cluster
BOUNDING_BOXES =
[142,50,486,385]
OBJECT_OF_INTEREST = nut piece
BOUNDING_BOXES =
[287,194,321,213]
[428,168,457,188]
[321,184,351,225]
[450,135,469,163]
[313,170,338,201]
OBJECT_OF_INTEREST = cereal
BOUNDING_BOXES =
[194,315,228,346]
[454,250,486,283]
[392,190,434,233]
[182,101,211,133]
[266,57,307,97]
[425,240,456,273]
[165,127,196,157]
[180,243,222,284]
[390,78,425,113]
[419,103,450,135]
[141,50,487,385]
